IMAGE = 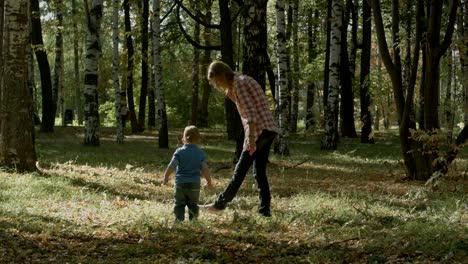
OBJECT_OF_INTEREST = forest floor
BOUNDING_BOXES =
[0,126,467,263]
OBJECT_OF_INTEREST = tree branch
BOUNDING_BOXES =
[175,0,220,29]
[438,0,459,59]
[176,3,221,51]
[161,1,177,24]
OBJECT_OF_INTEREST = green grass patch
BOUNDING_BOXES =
[0,127,466,263]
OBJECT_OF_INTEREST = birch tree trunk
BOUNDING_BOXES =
[276,0,290,155]
[112,0,123,144]
[290,0,299,133]
[0,0,37,172]
[83,0,103,146]
[72,0,83,125]
[321,0,342,150]
[153,0,168,148]
[137,0,149,132]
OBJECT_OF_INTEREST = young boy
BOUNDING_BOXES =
[164,125,212,222]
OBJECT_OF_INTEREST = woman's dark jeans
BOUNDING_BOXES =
[174,183,200,221]
[214,130,277,216]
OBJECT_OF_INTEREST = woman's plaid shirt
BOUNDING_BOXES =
[226,73,278,151]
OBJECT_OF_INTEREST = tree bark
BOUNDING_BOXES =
[153,0,169,148]
[0,0,37,172]
[112,0,123,144]
[30,0,54,133]
[290,0,299,133]
[83,0,103,146]
[72,0,83,125]
[360,0,374,143]
[276,0,290,155]
[53,0,64,126]
[340,0,357,138]
[124,0,137,133]
[138,0,149,132]
[321,0,342,150]
[190,1,200,126]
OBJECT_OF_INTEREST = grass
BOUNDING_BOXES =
[0,126,467,263]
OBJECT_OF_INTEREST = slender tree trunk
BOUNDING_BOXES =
[321,0,342,150]
[190,1,200,126]
[112,0,123,144]
[83,0,103,146]
[53,0,64,126]
[124,0,137,133]
[460,0,468,125]
[148,16,156,129]
[153,0,168,148]
[276,0,290,155]
[0,0,37,172]
[198,1,213,128]
[290,0,299,133]
[305,8,318,130]
[323,1,332,121]
[445,49,454,143]
[340,0,357,138]
[30,0,54,132]
[138,0,149,132]
[218,0,242,144]
[72,0,83,125]
[360,0,374,143]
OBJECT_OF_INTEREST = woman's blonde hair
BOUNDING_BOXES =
[183,125,200,143]
[207,61,235,87]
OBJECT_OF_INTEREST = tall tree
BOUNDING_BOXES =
[148,16,156,129]
[321,0,342,150]
[112,0,123,144]
[360,0,374,143]
[138,0,149,132]
[72,0,83,125]
[30,0,54,132]
[0,0,37,172]
[305,8,319,130]
[339,0,357,138]
[290,0,300,133]
[124,0,137,133]
[53,0,64,126]
[83,0,103,146]
[198,0,214,128]
[276,0,290,155]
[463,0,468,124]
[153,0,169,148]
[190,1,200,126]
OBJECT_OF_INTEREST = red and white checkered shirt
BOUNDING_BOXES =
[226,73,278,151]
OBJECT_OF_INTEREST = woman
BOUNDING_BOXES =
[205,61,278,217]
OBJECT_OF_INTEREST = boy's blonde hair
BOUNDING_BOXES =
[207,61,235,88]
[183,125,200,143]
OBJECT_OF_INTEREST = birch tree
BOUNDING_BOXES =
[72,0,82,125]
[83,0,103,146]
[137,0,149,132]
[276,0,290,155]
[112,0,123,143]
[321,0,342,150]
[0,0,37,172]
[153,0,168,148]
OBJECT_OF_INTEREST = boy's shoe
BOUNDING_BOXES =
[200,203,224,213]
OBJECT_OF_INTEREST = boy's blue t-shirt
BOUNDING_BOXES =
[167,144,208,185]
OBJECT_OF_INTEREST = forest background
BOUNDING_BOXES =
[0,0,467,262]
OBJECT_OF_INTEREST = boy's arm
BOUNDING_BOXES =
[201,167,212,187]
[163,167,174,185]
